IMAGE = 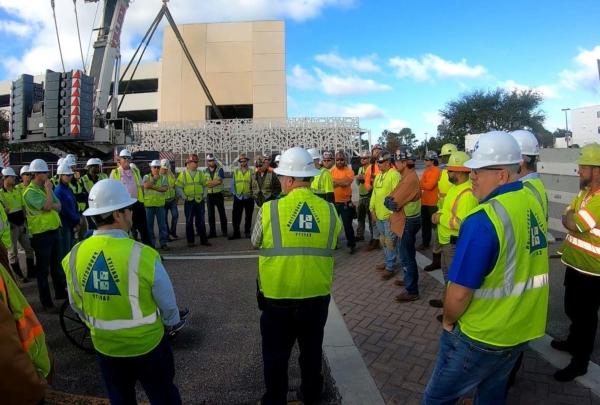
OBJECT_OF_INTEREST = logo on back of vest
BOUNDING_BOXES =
[84,251,121,296]
[528,210,547,254]
[289,202,320,233]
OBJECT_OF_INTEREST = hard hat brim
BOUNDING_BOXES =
[446,166,471,172]
[274,166,320,178]
[83,197,138,216]
[464,158,521,169]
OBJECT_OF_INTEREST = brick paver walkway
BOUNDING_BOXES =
[332,244,600,404]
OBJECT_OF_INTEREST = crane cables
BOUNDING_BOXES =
[73,0,86,73]
[50,0,66,72]
[84,0,102,73]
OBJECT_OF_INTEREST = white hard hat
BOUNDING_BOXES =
[66,154,76,160]
[307,148,321,161]
[86,158,102,166]
[150,160,161,167]
[206,153,215,161]
[57,157,64,166]
[29,159,49,173]
[83,179,137,216]
[274,147,321,178]
[275,154,281,163]
[160,159,170,169]
[65,156,77,167]
[20,165,30,175]
[1,168,16,177]
[510,130,540,156]
[119,149,132,158]
[464,131,522,169]
[56,164,74,175]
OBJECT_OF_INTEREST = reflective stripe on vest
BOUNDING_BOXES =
[523,179,548,221]
[23,185,61,234]
[111,168,143,202]
[206,167,224,194]
[179,170,205,201]
[448,188,473,230]
[233,169,252,196]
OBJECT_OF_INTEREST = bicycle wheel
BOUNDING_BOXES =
[59,300,95,354]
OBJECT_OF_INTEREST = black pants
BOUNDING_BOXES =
[260,295,330,405]
[335,202,356,248]
[206,192,228,237]
[564,266,600,363]
[420,205,437,247]
[96,337,182,405]
[232,197,254,237]
[30,229,66,308]
[132,201,152,246]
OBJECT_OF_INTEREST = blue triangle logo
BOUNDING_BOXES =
[290,202,320,233]
[528,210,547,254]
[84,251,121,295]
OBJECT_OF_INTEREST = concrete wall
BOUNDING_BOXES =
[571,104,600,146]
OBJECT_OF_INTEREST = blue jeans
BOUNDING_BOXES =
[184,200,208,244]
[423,325,525,405]
[376,219,397,271]
[146,206,168,248]
[58,226,74,263]
[164,199,179,237]
[397,216,421,295]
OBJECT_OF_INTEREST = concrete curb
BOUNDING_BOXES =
[323,298,385,405]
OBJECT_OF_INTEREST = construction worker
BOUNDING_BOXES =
[355,151,375,243]
[307,148,334,202]
[331,150,357,254]
[251,147,342,405]
[23,159,66,312]
[252,155,281,208]
[273,154,281,168]
[17,165,31,192]
[0,263,51,404]
[62,179,186,404]
[176,154,210,248]
[2,167,35,283]
[50,157,64,187]
[422,131,549,404]
[552,143,600,382]
[511,130,548,218]
[160,159,179,240]
[429,152,478,315]
[364,144,383,251]
[143,160,170,251]
[53,164,80,260]
[321,151,335,170]
[419,151,441,251]
[64,156,89,241]
[81,158,108,195]
[110,149,151,246]
[370,152,401,279]
[205,153,228,238]
[229,153,254,240]
[385,151,422,301]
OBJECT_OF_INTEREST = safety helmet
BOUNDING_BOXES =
[1,168,16,177]
[306,148,321,161]
[20,165,30,176]
[322,151,333,160]
[83,179,137,217]
[510,130,540,156]
[150,160,161,167]
[64,156,77,167]
[56,164,74,175]
[446,151,471,172]
[86,158,102,167]
[274,154,281,163]
[206,153,215,161]
[576,143,600,166]
[372,144,383,151]
[29,159,49,173]
[160,159,170,169]
[464,131,522,169]
[439,143,458,157]
[119,149,132,158]
[274,147,321,178]
[424,151,438,160]
[57,157,64,166]
[378,152,393,163]
[65,154,76,161]
[396,151,415,161]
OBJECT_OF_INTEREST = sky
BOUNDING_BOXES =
[0,0,599,144]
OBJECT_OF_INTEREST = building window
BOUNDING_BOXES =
[598,126,600,134]
[597,111,600,118]
[206,104,253,120]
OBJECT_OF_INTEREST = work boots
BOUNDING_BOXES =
[424,253,441,272]
[26,258,36,278]
[367,239,381,251]
[11,262,29,283]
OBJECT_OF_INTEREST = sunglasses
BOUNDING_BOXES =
[472,167,504,175]
[335,159,345,162]
[377,160,389,164]
[189,160,199,163]
[239,160,248,163]
[323,159,332,162]
[121,157,130,160]
[361,157,369,160]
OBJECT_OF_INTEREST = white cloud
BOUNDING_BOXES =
[423,111,443,128]
[500,79,560,99]
[385,119,410,133]
[0,19,32,37]
[559,45,600,93]
[287,65,319,90]
[315,68,392,96]
[389,53,486,81]
[314,52,380,72]
[314,102,385,119]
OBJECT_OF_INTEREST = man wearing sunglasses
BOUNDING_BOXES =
[307,149,334,203]
[176,154,210,248]
[355,152,375,243]
[423,131,549,404]
[252,156,281,208]
[230,154,254,240]
[331,151,357,254]
[364,144,383,251]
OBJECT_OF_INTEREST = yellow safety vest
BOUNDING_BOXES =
[369,169,401,220]
[110,168,143,202]
[357,165,369,196]
[62,236,163,357]
[233,168,253,197]
[458,187,549,346]
[165,172,176,201]
[0,208,12,249]
[81,173,108,194]
[2,187,24,213]
[259,187,342,299]
[205,166,224,194]
[437,169,452,209]
[522,177,548,221]
[143,174,167,208]
[23,185,61,235]
[437,180,479,245]
[311,168,334,195]
[176,170,206,202]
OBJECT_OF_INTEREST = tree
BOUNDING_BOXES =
[0,110,9,151]
[377,127,417,152]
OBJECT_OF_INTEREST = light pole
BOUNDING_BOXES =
[424,132,428,157]
[561,108,571,147]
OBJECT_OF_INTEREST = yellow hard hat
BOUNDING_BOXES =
[439,143,458,157]
[577,143,600,166]
[446,151,471,172]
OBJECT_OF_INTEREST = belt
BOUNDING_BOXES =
[264,295,330,308]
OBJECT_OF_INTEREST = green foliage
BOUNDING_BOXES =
[377,127,417,152]
[0,110,9,151]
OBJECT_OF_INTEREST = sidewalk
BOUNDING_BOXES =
[330,243,600,404]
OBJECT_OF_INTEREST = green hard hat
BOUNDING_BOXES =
[577,143,600,166]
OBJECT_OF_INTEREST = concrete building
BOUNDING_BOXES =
[0,20,287,123]
[569,104,600,147]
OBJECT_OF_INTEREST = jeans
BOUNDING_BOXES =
[96,336,182,405]
[376,219,397,271]
[397,216,421,295]
[356,195,374,240]
[261,296,330,405]
[9,222,34,264]
[335,202,356,248]
[423,325,525,405]
[183,200,208,244]
[132,201,152,246]
[58,226,74,263]
[164,199,179,237]
[232,197,254,237]
[30,229,66,308]
[421,205,437,247]
[146,206,168,248]
[207,192,228,237]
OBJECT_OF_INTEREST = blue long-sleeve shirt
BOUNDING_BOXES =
[54,183,80,228]
[93,229,181,326]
